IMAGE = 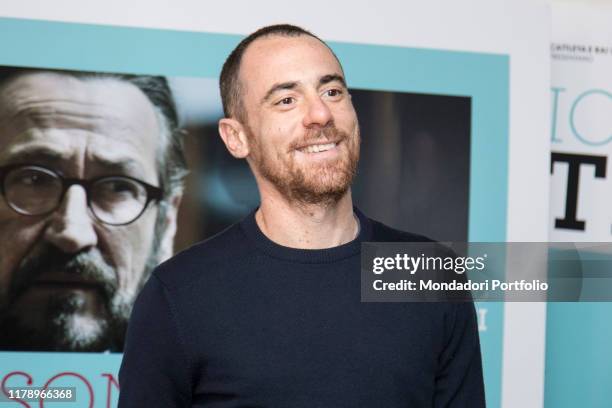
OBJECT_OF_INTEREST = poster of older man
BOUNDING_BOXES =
[0,68,186,352]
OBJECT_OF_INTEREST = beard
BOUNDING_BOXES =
[249,122,361,207]
[0,242,159,352]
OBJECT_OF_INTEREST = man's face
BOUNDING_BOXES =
[0,72,166,351]
[238,34,360,205]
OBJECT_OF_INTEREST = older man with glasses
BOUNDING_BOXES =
[0,68,186,352]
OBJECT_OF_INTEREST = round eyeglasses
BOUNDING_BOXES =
[0,165,164,226]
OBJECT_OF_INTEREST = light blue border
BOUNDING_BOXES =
[0,17,509,408]
[545,303,612,408]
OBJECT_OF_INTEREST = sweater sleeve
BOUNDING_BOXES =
[118,273,192,407]
[433,302,486,408]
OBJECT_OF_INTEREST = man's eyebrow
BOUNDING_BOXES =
[319,74,346,88]
[260,74,347,104]
[90,156,144,176]
[1,146,145,177]
[261,81,299,104]
[1,146,68,166]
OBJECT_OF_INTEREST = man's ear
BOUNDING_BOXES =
[218,118,250,158]
[157,194,182,263]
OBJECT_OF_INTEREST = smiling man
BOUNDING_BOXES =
[119,25,485,407]
[0,68,185,351]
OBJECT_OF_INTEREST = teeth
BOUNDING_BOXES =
[302,142,336,154]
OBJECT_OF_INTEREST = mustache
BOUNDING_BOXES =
[288,123,349,151]
[8,244,118,305]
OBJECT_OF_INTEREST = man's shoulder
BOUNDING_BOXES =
[153,219,255,291]
[367,216,434,243]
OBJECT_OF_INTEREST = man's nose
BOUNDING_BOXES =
[302,95,333,129]
[43,185,98,253]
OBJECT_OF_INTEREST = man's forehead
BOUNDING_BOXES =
[0,72,157,128]
[1,135,149,174]
[239,34,344,90]
[0,72,160,176]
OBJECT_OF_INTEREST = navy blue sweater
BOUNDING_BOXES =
[118,209,485,407]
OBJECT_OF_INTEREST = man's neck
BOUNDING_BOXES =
[255,191,358,250]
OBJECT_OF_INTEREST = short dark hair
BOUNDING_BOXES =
[219,24,342,121]
[0,67,188,199]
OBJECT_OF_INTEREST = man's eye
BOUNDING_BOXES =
[276,97,295,106]
[18,171,55,187]
[95,179,142,200]
[108,181,134,193]
[326,89,343,97]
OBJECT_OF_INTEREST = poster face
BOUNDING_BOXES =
[0,17,509,408]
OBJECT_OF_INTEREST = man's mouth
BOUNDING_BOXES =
[30,280,103,291]
[297,141,339,154]
[26,272,113,298]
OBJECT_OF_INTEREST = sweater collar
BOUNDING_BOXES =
[240,207,372,264]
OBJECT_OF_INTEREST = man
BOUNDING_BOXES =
[0,68,186,351]
[119,25,485,407]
